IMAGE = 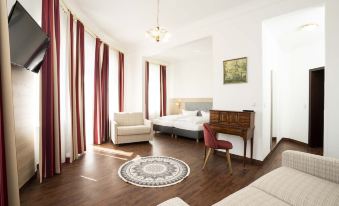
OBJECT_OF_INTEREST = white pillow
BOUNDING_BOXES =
[201,111,210,119]
[182,109,198,116]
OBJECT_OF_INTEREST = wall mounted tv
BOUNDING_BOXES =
[8,1,50,73]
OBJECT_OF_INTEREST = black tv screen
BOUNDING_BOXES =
[8,1,50,73]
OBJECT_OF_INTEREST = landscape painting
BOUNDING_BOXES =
[223,57,247,84]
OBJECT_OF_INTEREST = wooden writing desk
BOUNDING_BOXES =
[208,110,255,167]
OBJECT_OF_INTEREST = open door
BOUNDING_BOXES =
[308,67,324,148]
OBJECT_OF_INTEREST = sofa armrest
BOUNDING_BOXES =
[282,150,339,184]
[111,121,118,144]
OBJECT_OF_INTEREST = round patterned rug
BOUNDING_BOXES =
[118,156,190,188]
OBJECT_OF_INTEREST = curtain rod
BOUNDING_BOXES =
[59,0,121,52]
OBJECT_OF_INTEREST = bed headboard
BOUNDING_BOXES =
[169,98,213,115]
[185,102,213,112]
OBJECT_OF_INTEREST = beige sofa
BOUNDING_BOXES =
[111,112,153,145]
[160,150,339,206]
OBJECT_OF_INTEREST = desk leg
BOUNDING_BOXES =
[243,139,247,168]
[250,138,254,162]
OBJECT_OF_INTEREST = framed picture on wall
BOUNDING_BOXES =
[223,57,247,84]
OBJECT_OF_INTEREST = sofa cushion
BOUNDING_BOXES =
[251,167,339,206]
[117,125,151,136]
[114,112,144,126]
[213,186,289,206]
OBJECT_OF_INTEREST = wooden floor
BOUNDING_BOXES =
[20,134,322,206]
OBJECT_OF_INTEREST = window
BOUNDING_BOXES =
[148,63,160,119]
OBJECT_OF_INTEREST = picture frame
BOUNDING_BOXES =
[223,57,247,84]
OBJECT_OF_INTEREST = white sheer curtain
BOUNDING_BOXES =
[149,63,160,119]
[109,49,119,132]
[59,10,71,163]
[84,32,96,146]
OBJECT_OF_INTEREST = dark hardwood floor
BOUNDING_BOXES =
[20,134,322,206]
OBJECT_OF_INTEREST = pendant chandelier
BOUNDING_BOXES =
[146,0,169,42]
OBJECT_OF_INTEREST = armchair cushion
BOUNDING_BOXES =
[114,112,144,126]
[117,125,151,136]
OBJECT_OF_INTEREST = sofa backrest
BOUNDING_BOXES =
[114,112,144,126]
[282,150,339,184]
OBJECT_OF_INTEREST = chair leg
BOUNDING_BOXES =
[204,146,206,161]
[202,148,212,169]
[226,149,233,175]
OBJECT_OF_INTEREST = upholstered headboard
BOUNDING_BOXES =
[185,102,213,112]
[169,98,213,115]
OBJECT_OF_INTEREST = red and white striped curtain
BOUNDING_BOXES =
[40,0,62,181]
[93,39,110,145]
[118,52,124,112]
[68,14,86,161]
[160,65,167,117]
[145,61,150,119]
[0,0,20,204]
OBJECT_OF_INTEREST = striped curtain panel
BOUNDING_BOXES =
[75,21,86,154]
[0,0,20,204]
[101,44,109,144]
[40,0,62,180]
[68,14,86,161]
[93,39,110,145]
[118,52,125,112]
[160,65,167,117]
[0,96,7,205]
[145,61,150,119]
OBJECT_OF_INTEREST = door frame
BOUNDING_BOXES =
[308,67,325,147]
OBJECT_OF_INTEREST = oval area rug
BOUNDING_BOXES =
[118,156,190,187]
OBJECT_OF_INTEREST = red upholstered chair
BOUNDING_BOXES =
[202,123,233,174]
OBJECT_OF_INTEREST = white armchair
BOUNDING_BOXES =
[111,112,153,145]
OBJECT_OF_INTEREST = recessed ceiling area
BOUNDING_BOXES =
[263,6,324,51]
[64,0,256,49]
[149,37,212,63]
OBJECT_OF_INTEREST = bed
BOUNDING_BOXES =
[153,101,212,142]
[152,115,182,136]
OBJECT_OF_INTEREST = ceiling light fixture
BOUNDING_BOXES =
[146,0,170,42]
[299,23,319,32]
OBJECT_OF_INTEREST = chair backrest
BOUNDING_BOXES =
[114,112,144,126]
[203,123,218,148]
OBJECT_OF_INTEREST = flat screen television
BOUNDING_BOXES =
[8,1,50,73]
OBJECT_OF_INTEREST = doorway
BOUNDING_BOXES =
[309,67,324,148]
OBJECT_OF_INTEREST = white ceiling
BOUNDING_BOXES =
[263,6,325,51]
[150,37,212,63]
[64,0,256,49]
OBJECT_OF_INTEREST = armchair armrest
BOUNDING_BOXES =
[282,150,339,184]
[144,119,152,128]
[144,119,153,139]
[111,121,118,144]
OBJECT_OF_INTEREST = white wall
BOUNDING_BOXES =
[167,55,213,99]
[263,7,325,145]
[212,17,266,160]
[264,37,325,144]
[324,0,339,158]
[7,0,41,22]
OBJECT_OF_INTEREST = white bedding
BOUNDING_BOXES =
[153,115,209,131]
[152,115,182,127]
[173,116,209,131]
